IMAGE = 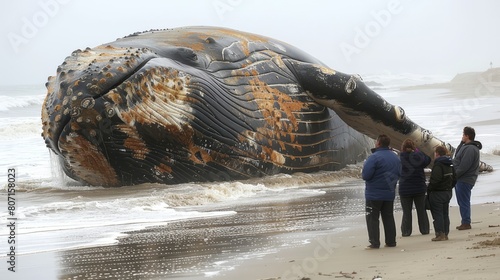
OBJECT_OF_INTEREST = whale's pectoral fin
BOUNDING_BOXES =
[285,59,447,154]
[286,60,494,172]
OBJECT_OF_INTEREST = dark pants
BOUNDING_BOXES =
[429,191,453,235]
[400,194,429,236]
[366,200,396,247]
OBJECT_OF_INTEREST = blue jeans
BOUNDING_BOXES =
[455,181,473,224]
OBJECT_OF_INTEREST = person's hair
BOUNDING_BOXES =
[377,134,391,147]
[435,145,449,157]
[463,126,475,140]
[401,138,416,152]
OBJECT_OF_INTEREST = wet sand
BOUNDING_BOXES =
[54,180,368,279]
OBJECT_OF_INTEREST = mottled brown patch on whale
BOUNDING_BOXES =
[249,77,306,144]
[59,135,119,187]
[154,163,172,174]
[117,125,150,160]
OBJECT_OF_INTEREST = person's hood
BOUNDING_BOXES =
[435,155,453,166]
[370,147,391,153]
[465,140,482,150]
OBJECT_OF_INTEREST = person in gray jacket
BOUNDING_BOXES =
[453,126,482,230]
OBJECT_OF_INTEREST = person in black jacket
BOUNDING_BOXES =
[398,139,431,237]
[428,145,454,241]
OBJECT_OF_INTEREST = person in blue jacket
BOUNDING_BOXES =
[362,135,401,249]
[398,139,431,237]
[453,126,482,230]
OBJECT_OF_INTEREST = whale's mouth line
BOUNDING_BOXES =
[92,57,155,100]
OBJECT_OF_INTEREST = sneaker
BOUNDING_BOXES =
[384,244,397,248]
[456,224,471,230]
[365,245,380,250]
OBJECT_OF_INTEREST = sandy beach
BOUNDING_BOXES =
[5,198,499,280]
[218,202,500,280]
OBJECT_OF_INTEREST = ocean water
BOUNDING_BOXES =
[1,74,499,278]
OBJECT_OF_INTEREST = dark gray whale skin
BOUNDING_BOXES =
[41,26,476,187]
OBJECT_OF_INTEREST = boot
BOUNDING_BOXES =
[456,224,471,230]
[432,232,447,241]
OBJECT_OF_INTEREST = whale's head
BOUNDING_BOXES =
[42,39,212,186]
[42,27,282,187]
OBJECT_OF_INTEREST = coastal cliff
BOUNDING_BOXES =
[401,67,500,93]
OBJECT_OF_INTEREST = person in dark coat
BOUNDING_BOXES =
[398,139,431,236]
[453,126,482,230]
[362,135,401,249]
[428,145,454,241]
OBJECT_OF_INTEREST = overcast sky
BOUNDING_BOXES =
[1,0,499,86]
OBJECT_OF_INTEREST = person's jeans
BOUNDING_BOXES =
[400,194,429,236]
[365,200,396,247]
[455,181,473,224]
[429,191,453,234]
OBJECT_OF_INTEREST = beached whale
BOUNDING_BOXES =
[41,26,489,187]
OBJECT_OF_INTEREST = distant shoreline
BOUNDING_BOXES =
[397,67,500,91]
